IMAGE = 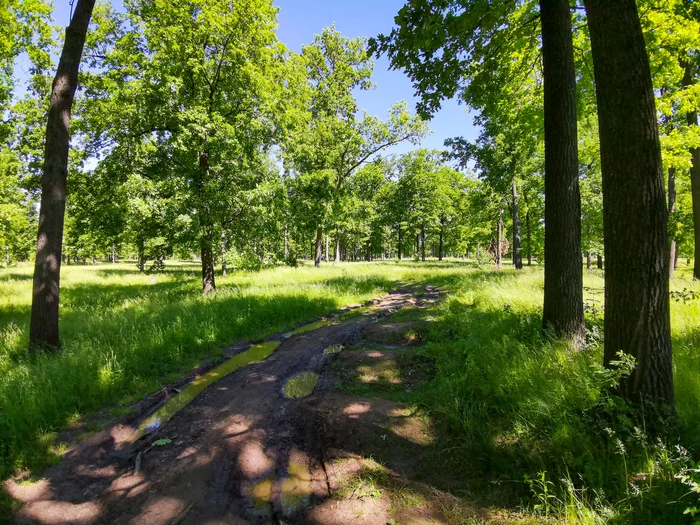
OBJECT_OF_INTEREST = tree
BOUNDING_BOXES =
[29,0,96,350]
[86,0,286,291]
[286,27,426,267]
[540,0,584,341]
[585,0,674,406]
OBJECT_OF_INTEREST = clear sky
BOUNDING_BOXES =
[47,0,481,155]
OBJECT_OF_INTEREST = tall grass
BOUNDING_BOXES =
[422,265,700,523]
[2,260,699,524]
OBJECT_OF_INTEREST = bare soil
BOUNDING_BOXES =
[6,287,455,525]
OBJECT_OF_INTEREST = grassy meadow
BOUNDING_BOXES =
[1,260,700,522]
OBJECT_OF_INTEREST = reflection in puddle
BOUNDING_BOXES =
[284,319,329,337]
[323,344,343,355]
[131,341,281,441]
[280,460,312,515]
[283,372,319,399]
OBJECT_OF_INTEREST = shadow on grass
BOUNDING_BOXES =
[0,273,33,282]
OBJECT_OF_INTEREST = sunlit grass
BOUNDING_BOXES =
[0,259,468,478]
[1,258,699,524]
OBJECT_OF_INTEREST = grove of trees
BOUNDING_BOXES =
[2,0,700,417]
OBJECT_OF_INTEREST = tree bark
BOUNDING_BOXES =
[201,230,216,293]
[29,0,96,350]
[325,234,329,263]
[111,241,116,264]
[333,229,340,266]
[597,253,603,270]
[526,208,532,266]
[540,0,584,342]
[512,180,523,270]
[421,224,426,262]
[668,167,676,279]
[496,209,503,271]
[397,225,402,260]
[438,218,444,261]
[586,252,592,271]
[585,0,674,406]
[137,238,145,273]
[314,227,323,267]
[221,232,227,276]
[684,64,700,280]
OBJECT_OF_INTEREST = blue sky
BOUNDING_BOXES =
[48,0,481,156]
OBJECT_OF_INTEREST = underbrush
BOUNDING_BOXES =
[422,267,700,523]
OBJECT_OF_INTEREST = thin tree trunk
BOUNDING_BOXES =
[221,232,227,276]
[325,234,329,263]
[526,208,532,266]
[111,241,116,263]
[283,223,289,259]
[684,65,700,280]
[333,229,340,266]
[540,0,584,342]
[586,252,592,271]
[597,253,603,270]
[201,230,216,293]
[314,227,323,267]
[512,180,523,270]
[438,219,444,261]
[29,0,96,350]
[668,167,676,279]
[397,225,402,260]
[496,209,503,270]
[421,224,426,262]
[585,0,674,406]
[137,239,145,273]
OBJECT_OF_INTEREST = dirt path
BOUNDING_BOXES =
[7,286,446,525]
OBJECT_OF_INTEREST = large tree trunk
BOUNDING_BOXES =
[314,227,323,267]
[668,167,677,279]
[29,0,96,350]
[684,65,700,280]
[540,0,584,342]
[585,0,674,406]
[512,180,523,270]
[201,229,216,293]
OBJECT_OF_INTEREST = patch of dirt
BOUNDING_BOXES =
[361,321,421,346]
[335,348,434,393]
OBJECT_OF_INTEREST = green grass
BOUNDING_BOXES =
[2,259,700,524]
[0,259,468,480]
[415,264,700,523]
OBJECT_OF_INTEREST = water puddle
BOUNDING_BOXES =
[283,372,319,399]
[323,344,343,355]
[284,319,329,337]
[130,341,281,441]
[279,460,312,515]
